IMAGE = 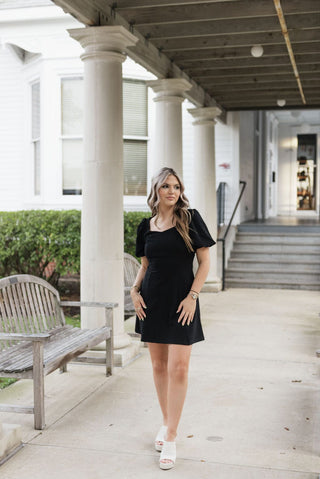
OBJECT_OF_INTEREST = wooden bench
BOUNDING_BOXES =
[124,253,141,319]
[0,274,117,430]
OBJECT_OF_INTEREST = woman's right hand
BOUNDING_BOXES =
[131,290,147,320]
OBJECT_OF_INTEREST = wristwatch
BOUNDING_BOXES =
[189,291,198,300]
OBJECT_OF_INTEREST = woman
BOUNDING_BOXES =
[130,167,215,470]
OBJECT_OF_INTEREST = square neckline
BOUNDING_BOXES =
[148,217,176,233]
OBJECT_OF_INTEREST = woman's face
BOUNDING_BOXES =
[158,174,181,207]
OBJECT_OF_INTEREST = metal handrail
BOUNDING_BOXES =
[217,180,247,290]
[217,182,226,227]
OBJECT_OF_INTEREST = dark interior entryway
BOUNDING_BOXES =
[297,134,317,211]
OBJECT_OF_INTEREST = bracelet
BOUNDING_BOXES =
[190,289,199,295]
[131,285,140,293]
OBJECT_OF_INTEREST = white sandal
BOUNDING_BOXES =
[159,440,176,470]
[155,425,167,452]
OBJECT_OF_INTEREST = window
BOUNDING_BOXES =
[61,77,83,195]
[59,77,148,196]
[31,82,40,195]
[123,80,148,196]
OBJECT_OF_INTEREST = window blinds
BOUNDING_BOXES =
[123,79,148,195]
[124,140,147,196]
[123,79,148,137]
[61,77,83,136]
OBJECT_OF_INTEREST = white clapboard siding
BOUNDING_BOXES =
[0,47,24,210]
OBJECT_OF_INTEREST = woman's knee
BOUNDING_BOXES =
[152,358,168,376]
[168,360,189,382]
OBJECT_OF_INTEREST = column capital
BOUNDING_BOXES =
[68,25,138,58]
[188,106,222,125]
[147,78,192,102]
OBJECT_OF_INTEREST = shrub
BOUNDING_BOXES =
[0,209,149,286]
[124,211,148,259]
[0,210,81,287]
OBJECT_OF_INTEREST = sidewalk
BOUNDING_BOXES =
[1,288,320,478]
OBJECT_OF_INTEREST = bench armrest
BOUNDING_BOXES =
[59,301,118,308]
[0,332,50,342]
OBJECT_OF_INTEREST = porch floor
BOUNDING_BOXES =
[241,215,320,227]
[1,288,320,478]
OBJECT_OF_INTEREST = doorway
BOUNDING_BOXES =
[296,134,317,211]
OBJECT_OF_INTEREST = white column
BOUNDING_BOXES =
[147,78,192,176]
[188,106,222,292]
[68,26,138,354]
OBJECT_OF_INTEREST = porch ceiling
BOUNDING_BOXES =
[53,0,320,112]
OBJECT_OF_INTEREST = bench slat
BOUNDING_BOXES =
[25,283,40,333]
[15,282,29,333]
[20,283,36,334]
[42,287,54,329]
[0,289,11,350]
[44,331,110,376]
[35,284,48,330]
[5,285,19,333]
[0,326,110,374]
[10,283,25,333]
[30,282,43,332]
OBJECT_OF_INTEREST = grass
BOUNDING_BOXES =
[65,314,80,328]
[0,377,17,389]
[0,314,81,389]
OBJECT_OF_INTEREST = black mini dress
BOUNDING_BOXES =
[135,208,216,345]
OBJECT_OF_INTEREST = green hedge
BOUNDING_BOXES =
[0,210,149,287]
[124,211,147,259]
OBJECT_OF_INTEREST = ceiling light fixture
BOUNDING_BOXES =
[251,45,264,57]
[277,99,286,107]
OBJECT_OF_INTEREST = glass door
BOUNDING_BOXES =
[296,134,317,211]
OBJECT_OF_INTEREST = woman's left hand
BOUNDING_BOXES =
[176,295,197,326]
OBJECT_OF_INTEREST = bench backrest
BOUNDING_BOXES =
[0,274,65,349]
[124,253,140,288]
[124,253,140,313]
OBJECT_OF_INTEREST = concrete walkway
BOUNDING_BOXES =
[1,288,320,478]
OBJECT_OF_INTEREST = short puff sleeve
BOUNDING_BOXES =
[135,218,148,257]
[189,209,216,250]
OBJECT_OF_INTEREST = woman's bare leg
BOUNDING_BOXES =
[166,344,192,442]
[148,343,169,425]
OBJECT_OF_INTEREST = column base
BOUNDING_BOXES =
[0,423,22,466]
[202,278,222,293]
[91,332,132,352]
[76,340,142,368]
[113,340,142,367]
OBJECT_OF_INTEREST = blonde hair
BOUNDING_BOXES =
[147,167,194,252]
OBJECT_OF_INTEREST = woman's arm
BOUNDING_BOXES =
[130,256,149,320]
[191,247,211,293]
[177,247,210,326]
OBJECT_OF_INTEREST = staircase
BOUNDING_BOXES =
[225,222,320,290]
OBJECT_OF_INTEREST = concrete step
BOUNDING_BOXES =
[225,268,320,282]
[225,278,320,290]
[233,243,320,254]
[230,251,320,262]
[236,233,320,244]
[228,258,320,272]
[238,224,320,234]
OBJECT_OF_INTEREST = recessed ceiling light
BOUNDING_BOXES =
[277,99,286,107]
[251,45,264,57]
